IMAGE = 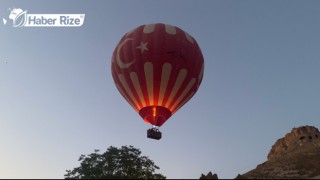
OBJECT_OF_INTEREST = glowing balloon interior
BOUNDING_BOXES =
[111,23,204,134]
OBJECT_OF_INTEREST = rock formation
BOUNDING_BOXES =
[268,125,320,161]
[200,171,218,179]
[241,125,320,179]
[199,125,320,179]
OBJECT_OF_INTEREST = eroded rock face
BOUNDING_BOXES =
[200,126,320,179]
[267,125,320,161]
[242,125,320,179]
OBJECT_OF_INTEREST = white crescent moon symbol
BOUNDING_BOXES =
[116,38,135,68]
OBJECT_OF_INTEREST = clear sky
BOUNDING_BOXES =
[0,0,320,179]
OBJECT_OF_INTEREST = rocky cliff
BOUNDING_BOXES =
[240,125,320,179]
[267,125,320,161]
[200,125,320,179]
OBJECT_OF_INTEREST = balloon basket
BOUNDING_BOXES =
[147,128,162,140]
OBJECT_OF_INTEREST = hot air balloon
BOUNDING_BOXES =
[111,23,204,140]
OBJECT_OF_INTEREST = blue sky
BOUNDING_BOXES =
[0,0,320,179]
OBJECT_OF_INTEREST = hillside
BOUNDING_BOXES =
[200,125,320,179]
[239,125,320,179]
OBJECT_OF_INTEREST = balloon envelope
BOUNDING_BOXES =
[111,23,204,127]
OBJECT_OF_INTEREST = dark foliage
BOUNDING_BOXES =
[65,145,166,179]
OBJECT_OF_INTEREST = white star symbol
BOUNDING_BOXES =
[136,41,149,54]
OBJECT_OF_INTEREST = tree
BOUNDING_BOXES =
[64,145,166,179]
